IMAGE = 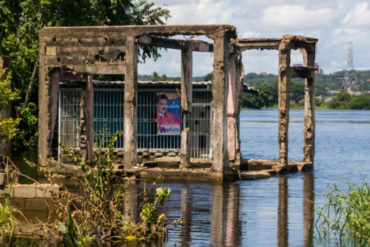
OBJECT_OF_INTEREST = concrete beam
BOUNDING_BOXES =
[124,37,138,168]
[39,25,237,39]
[137,35,213,52]
[232,38,281,51]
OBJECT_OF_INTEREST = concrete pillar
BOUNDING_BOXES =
[303,172,314,247]
[227,53,237,163]
[80,75,94,164]
[235,53,244,164]
[211,34,229,173]
[277,176,288,247]
[180,128,190,168]
[301,47,316,164]
[48,71,60,156]
[38,67,60,165]
[180,47,192,168]
[181,47,193,113]
[124,37,138,168]
[0,56,11,155]
[124,183,138,223]
[278,39,292,167]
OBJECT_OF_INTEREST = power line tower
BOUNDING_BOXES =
[343,41,357,92]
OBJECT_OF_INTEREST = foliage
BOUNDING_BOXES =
[0,0,170,152]
[323,91,370,110]
[53,132,171,245]
[0,69,20,144]
[0,198,18,239]
[315,181,370,246]
[12,102,38,152]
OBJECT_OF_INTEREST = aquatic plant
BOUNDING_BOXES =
[315,181,370,246]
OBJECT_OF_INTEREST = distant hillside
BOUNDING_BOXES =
[244,70,370,96]
[138,70,370,96]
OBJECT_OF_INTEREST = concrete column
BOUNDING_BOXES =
[181,47,193,113]
[180,47,192,168]
[80,75,94,164]
[302,47,316,164]
[49,71,60,156]
[278,39,292,167]
[0,56,11,155]
[124,37,138,168]
[211,35,229,173]
[278,176,288,247]
[180,127,190,168]
[235,53,244,165]
[38,67,60,165]
[124,183,138,223]
[303,172,314,247]
[227,53,237,163]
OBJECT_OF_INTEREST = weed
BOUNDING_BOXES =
[315,181,370,246]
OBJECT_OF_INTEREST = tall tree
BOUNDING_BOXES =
[0,0,170,152]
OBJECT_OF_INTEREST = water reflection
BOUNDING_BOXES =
[157,173,315,246]
[211,184,241,246]
[278,176,288,247]
[303,172,314,247]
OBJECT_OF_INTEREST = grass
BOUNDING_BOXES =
[315,181,370,246]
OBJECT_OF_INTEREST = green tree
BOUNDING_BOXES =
[0,0,170,152]
[0,69,20,146]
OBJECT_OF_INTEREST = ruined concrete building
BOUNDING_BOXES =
[38,25,317,182]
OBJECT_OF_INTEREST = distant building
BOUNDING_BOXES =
[259,72,267,76]
[314,63,324,74]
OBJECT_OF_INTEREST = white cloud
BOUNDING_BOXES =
[343,2,370,27]
[261,5,336,29]
[140,0,370,75]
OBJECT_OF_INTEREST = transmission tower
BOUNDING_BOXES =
[343,41,358,92]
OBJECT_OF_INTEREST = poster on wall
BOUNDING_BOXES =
[157,92,181,135]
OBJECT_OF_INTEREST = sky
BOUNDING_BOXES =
[138,0,370,76]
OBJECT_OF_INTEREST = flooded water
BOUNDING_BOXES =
[157,109,370,246]
[7,110,370,246]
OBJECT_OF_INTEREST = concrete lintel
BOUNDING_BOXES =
[39,25,237,39]
[232,38,281,51]
[291,67,316,78]
[137,35,213,52]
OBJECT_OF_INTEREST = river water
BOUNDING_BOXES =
[158,109,370,246]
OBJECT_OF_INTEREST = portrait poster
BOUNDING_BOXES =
[156,92,181,135]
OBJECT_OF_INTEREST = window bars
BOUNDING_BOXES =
[58,85,212,160]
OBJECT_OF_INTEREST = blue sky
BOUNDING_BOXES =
[138,0,370,76]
